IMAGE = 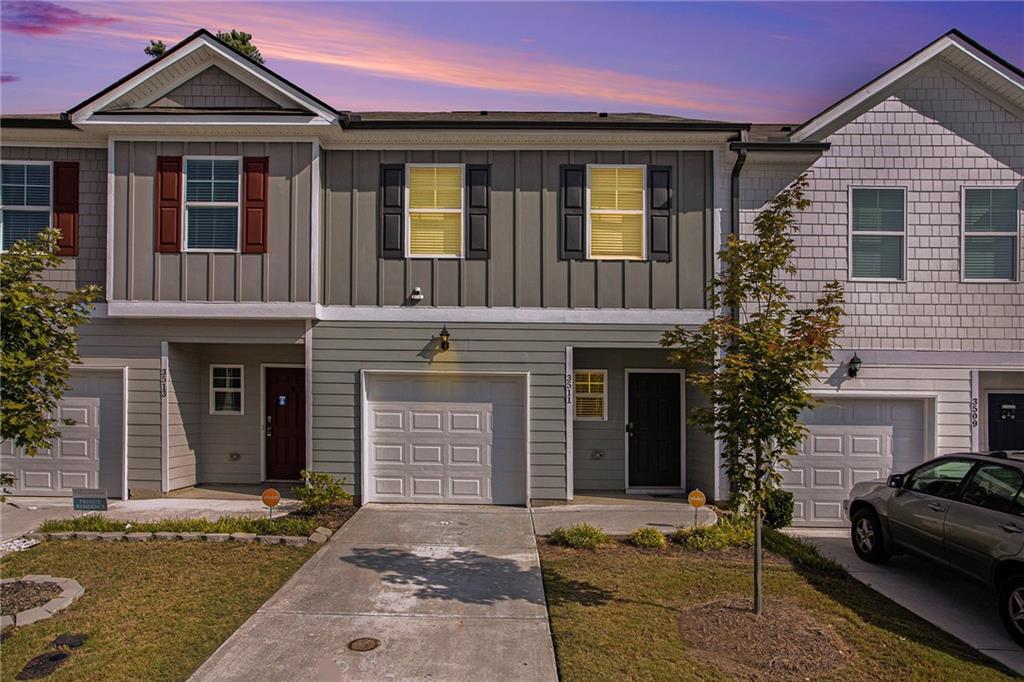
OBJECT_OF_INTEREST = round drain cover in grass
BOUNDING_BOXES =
[15,651,69,680]
[348,638,380,652]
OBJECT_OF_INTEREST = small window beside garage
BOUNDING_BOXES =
[1,162,51,251]
[963,188,1018,281]
[574,370,607,421]
[210,365,243,415]
[850,187,905,280]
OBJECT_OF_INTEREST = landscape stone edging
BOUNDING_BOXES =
[25,525,336,548]
[0,575,84,628]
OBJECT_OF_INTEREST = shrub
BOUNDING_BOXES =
[38,514,316,537]
[627,527,667,549]
[763,489,795,529]
[671,514,753,551]
[292,470,351,514]
[549,523,610,549]
[763,528,846,576]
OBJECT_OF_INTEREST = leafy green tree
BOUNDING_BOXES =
[143,30,264,64]
[661,175,844,614]
[144,39,166,59]
[1,229,100,457]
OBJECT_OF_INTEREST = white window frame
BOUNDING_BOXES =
[961,185,1020,283]
[0,160,53,253]
[183,155,242,253]
[404,162,464,259]
[573,369,608,421]
[585,164,647,261]
[209,364,244,416]
[848,185,908,282]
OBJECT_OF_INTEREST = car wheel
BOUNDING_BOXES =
[998,575,1024,647]
[851,508,889,563]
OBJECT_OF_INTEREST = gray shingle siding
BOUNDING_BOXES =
[149,66,279,110]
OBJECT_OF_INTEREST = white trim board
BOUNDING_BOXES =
[359,369,532,505]
[623,368,687,491]
[316,305,713,325]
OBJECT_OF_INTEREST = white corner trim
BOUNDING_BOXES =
[160,341,169,493]
[565,346,574,501]
[107,301,316,319]
[105,138,115,301]
[792,34,1024,142]
[310,142,321,305]
[314,305,713,325]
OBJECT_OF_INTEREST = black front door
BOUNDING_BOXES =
[265,367,305,481]
[627,372,681,487]
[989,394,1024,451]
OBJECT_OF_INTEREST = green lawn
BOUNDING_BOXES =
[1,541,315,681]
[540,534,1016,681]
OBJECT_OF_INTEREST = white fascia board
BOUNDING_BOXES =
[107,301,316,319]
[792,35,1023,142]
[73,34,336,125]
[315,305,713,326]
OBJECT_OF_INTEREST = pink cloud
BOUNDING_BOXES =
[1,73,20,83]
[1,1,116,36]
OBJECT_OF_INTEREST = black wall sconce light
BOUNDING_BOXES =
[847,354,862,378]
[439,325,451,352]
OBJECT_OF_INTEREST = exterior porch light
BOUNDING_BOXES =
[847,354,862,378]
[439,325,451,352]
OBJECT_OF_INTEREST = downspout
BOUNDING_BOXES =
[729,130,748,243]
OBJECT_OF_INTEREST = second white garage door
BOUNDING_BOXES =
[364,373,528,505]
[787,398,928,526]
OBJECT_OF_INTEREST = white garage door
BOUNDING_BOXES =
[364,374,527,505]
[0,372,124,497]
[787,398,927,526]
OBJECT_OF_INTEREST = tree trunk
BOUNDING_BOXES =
[754,509,763,615]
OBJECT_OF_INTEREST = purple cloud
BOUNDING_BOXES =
[1,1,117,36]
[1,73,20,84]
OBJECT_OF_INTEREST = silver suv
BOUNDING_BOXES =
[846,452,1024,646]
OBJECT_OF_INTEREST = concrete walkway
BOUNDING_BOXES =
[0,497,299,541]
[190,505,558,681]
[794,532,1024,676]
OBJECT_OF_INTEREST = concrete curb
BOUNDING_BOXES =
[1,575,85,628]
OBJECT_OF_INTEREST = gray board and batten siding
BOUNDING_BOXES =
[322,150,714,309]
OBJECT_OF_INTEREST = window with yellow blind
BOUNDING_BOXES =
[407,164,464,257]
[574,370,607,421]
[587,165,645,260]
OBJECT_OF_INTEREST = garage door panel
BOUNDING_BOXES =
[365,375,526,505]
[850,435,884,456]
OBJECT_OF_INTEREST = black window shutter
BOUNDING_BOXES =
[559,164,586,260]
[648,165,672,262]
[465,164,490,259]
[379,164,405,259]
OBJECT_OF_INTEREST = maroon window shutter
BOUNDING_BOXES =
[52,162,79,257]
[242,156,268,254]
[155,156,182,253]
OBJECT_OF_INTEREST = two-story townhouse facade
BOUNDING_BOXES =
[2,29,1020,525]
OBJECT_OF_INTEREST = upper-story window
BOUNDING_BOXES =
[184,158,240,252]
[849,187,906,281]
[963,188,1018,281]
[1,162,51,251]
[407,164,463,258]
[587,165,646,260]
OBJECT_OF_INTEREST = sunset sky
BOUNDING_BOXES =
[1,1,1021,123]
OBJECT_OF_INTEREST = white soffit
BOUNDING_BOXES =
[792,32,1024,142]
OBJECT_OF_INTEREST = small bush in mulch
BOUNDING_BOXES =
[677,598,850,680]
[292,471,352,515]
[626,527,667,549]
[549,524,610,549]
[1,581,62,616]
[671,515,753,551]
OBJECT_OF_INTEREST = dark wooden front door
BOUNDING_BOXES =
[989,394,1024,451]
[265,367,305,480]
[627,372,681,487]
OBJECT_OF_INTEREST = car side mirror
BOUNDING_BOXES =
[888,473,905,489]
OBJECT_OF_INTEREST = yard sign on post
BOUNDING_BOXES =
[262,488,281,520]
[688,489,706,528]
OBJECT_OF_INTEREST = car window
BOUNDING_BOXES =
[907,459,974,499]
[962,464,1024,514]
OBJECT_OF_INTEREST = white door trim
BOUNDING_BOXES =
[359,369,532,505]
[72,365,130,501]
[623,368,686,492]
[260,363,305,483]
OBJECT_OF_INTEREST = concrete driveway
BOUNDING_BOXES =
[190,505,557,681]
[797,532,1024,675]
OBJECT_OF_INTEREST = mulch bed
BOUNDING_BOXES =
[677,598,850,680]
[1,581,62,617]
[290,503,357,532]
